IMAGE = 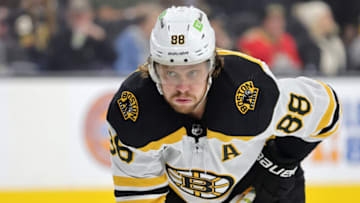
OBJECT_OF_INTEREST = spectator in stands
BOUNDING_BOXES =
[287,10,321,75]
[237,4,303,75]
[113,3,163,75]
[0,6,10,73]
[0,5,32,75]
[347,18,360,71]
[293,1,346,76]
[7,0,57,71]
[45,0,116,72]
[210,15,233,49]
[90,0,158,43]
[91,0,160,20]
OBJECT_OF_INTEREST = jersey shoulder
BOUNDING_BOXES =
[206,49,279,135]
[217,49,276,79]
[106,71,184,148]
[272,77,341,141]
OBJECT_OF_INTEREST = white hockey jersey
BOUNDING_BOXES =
[106,50,341,203]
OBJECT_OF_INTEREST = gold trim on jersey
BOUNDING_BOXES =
[116,195,166,203]
[216,48,265,72]
[311,81,336,137]
[168,182,187,201]
[266,135,276,142]
[315,97,342,138]
[207,129,255,142]
[312,122,340,138]
[137,127,187,152]
[113,173,167,187]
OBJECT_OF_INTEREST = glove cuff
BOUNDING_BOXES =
[256,140,299,178]
[257,152,298,178]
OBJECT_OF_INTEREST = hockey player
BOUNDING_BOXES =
[106,6,341,203]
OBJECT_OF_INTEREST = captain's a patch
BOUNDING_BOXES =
[235,81,259,114]
[117,91,139,122]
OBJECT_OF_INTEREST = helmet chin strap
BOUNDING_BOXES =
[190,75,212,118]
[156,83,164,95]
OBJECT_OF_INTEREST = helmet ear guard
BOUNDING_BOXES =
[148,57,160,84]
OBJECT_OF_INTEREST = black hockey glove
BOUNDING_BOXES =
[252,139,302,202]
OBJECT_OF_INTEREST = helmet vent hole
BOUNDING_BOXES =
[160,19,164,28]
[202,34,205,39]
[170,59,174,63]
[187,24,190,31]
[184,59,188,62]
[198,13,203,21]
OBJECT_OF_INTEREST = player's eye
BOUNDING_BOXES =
[166,71,177,78]
[187,70,198,78]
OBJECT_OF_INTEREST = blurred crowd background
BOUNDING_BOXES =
[0,0,359,77]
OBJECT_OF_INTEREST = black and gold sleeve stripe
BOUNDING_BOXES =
[114,186,169,198]
[311,83,341,138]
[113,174,169,202]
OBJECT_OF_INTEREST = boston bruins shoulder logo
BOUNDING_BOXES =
[117,91,139,122]
[166,164,234,199]
[235,81,259,114]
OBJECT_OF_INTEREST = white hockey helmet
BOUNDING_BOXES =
[149,6,216,84]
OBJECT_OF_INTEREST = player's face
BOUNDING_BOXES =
[156,61,209,115]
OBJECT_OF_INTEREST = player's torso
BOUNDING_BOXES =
[108,50,280,202]
[159,125,268,202]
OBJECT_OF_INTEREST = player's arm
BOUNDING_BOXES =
[272,76,341,160]
[108,124,168,203]
[259,76,341,172]
[252,77,342,202]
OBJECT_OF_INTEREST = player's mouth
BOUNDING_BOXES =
[174,97,192,104]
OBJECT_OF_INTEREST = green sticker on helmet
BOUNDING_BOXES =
[159,10,167,19]
[193,20,203,32]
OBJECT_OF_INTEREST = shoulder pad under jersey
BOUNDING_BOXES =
[205,49,279,135]
[106,71,184,148]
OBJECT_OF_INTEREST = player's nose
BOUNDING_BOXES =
[175,83,190,93]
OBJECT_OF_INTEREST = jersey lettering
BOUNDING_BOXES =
[277,93,312,134]
[109,130,117,156]
[277,114,303,134]
[182,173,214,195]
[109,131,134,164]
[222,144,241,161]
[117,146,133,163]
[288,93,311,116]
